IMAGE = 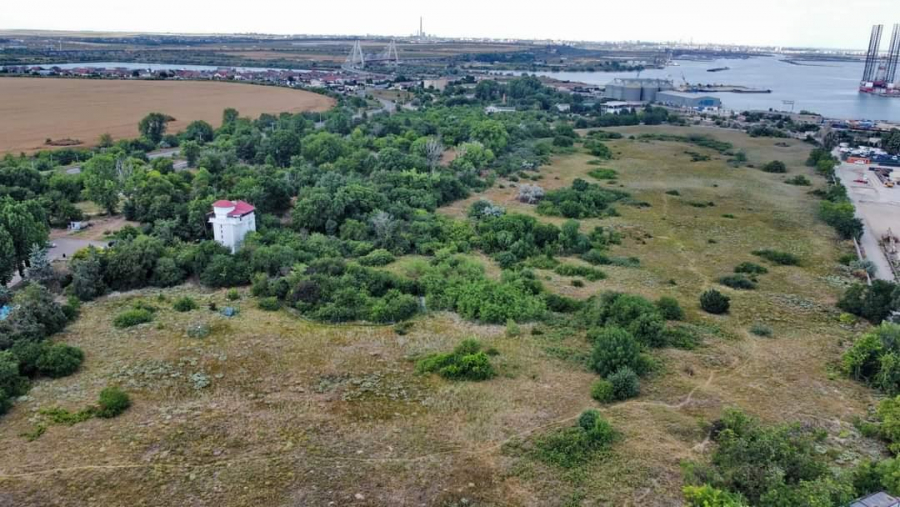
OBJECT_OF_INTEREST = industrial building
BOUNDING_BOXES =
[655,91,721,110]
[860,23,900,96]
[604,78,674,102]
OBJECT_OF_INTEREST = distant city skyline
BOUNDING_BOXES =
[3,0,900,50]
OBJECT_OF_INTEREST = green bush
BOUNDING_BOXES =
[656,296,685,321]
[416,339,497,381]
[749,323,773,337]
[734,262,768,275]
[96,386,131,418]
[591,379,615,403]
[683,485,747,507]
[682,408,837,506]
[700,289,730,315]
[761,160,787,173]
[785,175,811,186]
[843,323,900,393]
[554,263,606,281]
[113,308,154,328]
[368,290,419,323]
[226,288,240,301]
[588,168,618,180]
[752,249,800,266]
[358,248,396,267]
[258,297,281,311]
[0,351,29,400]
[505,319,521,337]
[718,274,757,290]
[172,296,198,312]
[10,340,47,377]
[35,344,84,378]
[608,367,640,400]
[837,281,898,324]
[534,409,615,468]
[589,326,645,377]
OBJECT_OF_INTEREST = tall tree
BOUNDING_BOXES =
[81,154,120,215]
[0,226,15,285]
[25,243,54,287]
[0,198,49,277]
[138,112,173,145]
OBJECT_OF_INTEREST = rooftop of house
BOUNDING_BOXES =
[212,200,256,218]
[851,491,900,507]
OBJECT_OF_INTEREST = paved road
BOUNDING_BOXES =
[835,156,898,282]
[6,238,108,287]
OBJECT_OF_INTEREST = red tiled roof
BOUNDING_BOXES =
[212,200,256,217]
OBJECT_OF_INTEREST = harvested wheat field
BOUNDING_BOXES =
[0,77,334,153]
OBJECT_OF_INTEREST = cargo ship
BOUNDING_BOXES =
[707,66,730,72]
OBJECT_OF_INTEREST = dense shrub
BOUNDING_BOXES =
[172,296,198,312]
[96,386,131,418]
[734,262,768,275]
[581,292,666,347]
[844,323,900,393]
[749,323,773,338]
[589,326,645,377]
[761,160,787,173]
[533,409,615,468]
[588,168,618,180]
[785,175,811,186]
[535,179,628,219]
[35,344,84,378]
[656,296,685,321]
[752,249,800,266]
[837,281,898,324]
[717,274,757,290]
[683,409,840,506]
[257,297,282,311]
[700,289,730,314]
[554,263,606,281]
[358,248,395,266]
[591,379,615,403]
[113,308,154,328]
[608,367,640,401]
[416,339,497,381]
[682,485,747,507]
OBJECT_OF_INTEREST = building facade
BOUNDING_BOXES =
[209,200,256,253]
[655,91,722,109]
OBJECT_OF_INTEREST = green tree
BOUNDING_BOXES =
[25,243,54,287]
[0,198,49,277]
[81,154,120,214]
[0,226,15,285]
[589,326,644,377]
[70,247,107,301]
[138,112,173,145]
[181,140,201,167]
[184,120,214,143]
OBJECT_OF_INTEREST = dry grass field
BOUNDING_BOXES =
[0,126,880,506]
[0,78,334,154]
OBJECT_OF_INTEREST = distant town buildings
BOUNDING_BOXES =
[210,200,256,254]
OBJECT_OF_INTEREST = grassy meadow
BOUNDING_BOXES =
[0,126,877,506]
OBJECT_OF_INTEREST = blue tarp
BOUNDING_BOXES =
[0,305,10,321]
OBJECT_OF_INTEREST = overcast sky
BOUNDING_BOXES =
[3,0,900,49]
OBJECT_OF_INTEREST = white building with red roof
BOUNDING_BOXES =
[209,200,256,253]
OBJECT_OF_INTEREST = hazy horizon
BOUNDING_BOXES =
[3,0,900,50]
